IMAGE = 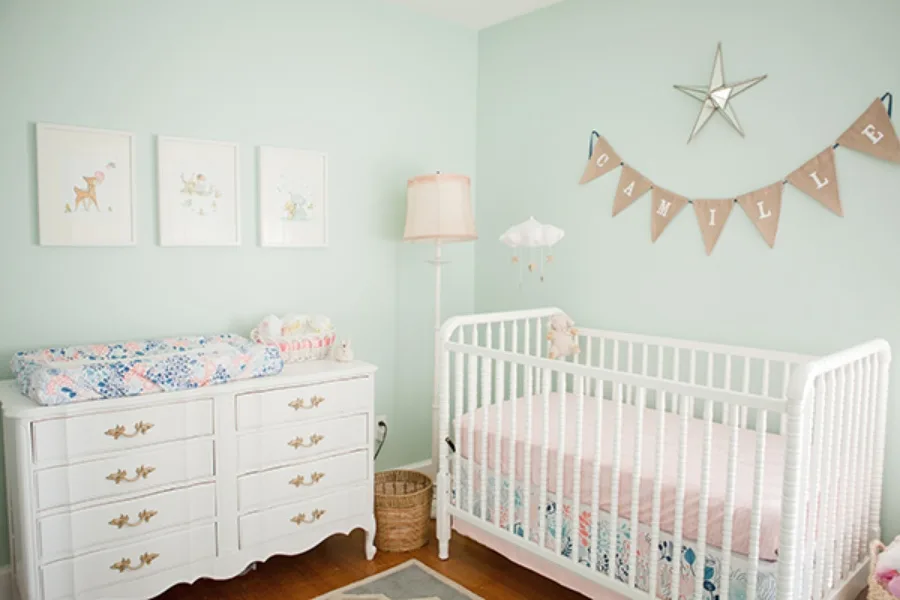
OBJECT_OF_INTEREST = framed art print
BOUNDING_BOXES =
[259,146,328,248]
[36,123,137,246]
[157,136,240,246]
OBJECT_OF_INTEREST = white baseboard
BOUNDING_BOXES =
[380,459,433,475]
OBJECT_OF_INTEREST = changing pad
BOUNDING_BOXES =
[10,334,284,406]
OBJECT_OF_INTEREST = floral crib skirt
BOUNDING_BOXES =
[11,334,284,406]
[456,459,777,600]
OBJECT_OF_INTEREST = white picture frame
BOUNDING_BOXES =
[157,136,241,246]
[259,146,328,248]
[36,123,137,246]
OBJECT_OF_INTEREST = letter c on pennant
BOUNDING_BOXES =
[596,153,610,168]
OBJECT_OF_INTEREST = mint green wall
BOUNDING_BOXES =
[476,0,900,539]
[0,0,477,563]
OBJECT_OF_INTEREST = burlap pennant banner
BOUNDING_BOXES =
[737,183,783,248]
[650,187,689,242]
[579,136,622,185]
[612,166,652,216]
[578,96,899,253]
[692,199,734,255]
[837,98,900,164]
[787,147,842,216]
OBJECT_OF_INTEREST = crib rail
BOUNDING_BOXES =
[435,308,890,600]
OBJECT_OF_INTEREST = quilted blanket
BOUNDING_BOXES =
[10,334,284,406]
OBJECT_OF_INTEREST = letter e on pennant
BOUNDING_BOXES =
[837,98,900,163]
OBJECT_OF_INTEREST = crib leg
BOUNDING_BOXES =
[437,469,451,559]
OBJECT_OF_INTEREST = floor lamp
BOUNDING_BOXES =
[403,173,477,480]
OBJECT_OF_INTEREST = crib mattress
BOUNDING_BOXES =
[456,392,785,561]
[11,334,284,406]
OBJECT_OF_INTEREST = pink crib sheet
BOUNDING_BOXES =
[456,392,786,561]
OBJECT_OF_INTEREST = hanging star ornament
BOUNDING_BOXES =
[674,43,767,143]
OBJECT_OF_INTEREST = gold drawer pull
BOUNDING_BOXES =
[291,509,326,525]
[288,434,324,449]
[289,472,325,488]
[105,421,154,440]
[110,552,159,573]
[106,465,155,484]
[288,395,325,411]
[109,509,158,529]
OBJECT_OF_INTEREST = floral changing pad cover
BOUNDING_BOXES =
[10,334,284,406]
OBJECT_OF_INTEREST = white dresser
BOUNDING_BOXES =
[0,360,378,600]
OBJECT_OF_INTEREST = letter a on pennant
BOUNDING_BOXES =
[737,183,783,248]
[786,147,842,216]
[837,98,900,163]
[650,187,689,242]
[579,136,622,184]
[612,165,652,216]
[692,199,734,255]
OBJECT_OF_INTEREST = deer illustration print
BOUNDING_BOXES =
[71,171,105,211]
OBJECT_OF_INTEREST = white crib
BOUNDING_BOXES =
[435,307,890,600]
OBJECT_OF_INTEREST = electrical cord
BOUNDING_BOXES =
[374,420,387,460]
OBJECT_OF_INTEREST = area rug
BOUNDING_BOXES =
[313,559,483,600]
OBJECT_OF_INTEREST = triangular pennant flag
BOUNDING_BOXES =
[737,183,783,248]
[692,199,734,255]
[787,147,842,216]
[612,165,652,216]
[650,187,689,242]
[837,98,900,163]
[579,136,622,184]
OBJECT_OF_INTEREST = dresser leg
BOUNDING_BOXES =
[365,520,377,560]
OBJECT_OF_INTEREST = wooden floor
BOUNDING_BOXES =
[155,523,588,600]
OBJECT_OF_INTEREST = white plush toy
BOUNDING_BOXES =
[333,339,354,362]
[547,314,580,360]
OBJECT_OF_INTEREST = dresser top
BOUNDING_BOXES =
[0,359,377,420]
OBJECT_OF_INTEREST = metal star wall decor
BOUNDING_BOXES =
[674,43,767,143]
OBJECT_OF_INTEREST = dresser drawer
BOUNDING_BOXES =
[40,523,217,600]
[237,414,368,474]
[35,439,215,511]
[236,376,371,431]
[238,450,368,512]
[32,399,214,464]
[37,483,216,562]
[239,487,366,550]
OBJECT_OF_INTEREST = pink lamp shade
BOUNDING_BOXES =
[403,173,477,242]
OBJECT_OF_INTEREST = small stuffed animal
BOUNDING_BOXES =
[875,537,900,597]
[333,339,354,362]
[546,314,579,360]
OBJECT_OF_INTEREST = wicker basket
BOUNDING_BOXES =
[870,539,896,600]
[374,470,433,552]
[250,328,335,363]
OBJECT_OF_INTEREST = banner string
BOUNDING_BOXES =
[587,91,894,205]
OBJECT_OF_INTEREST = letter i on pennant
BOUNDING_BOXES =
[692,199,734,255]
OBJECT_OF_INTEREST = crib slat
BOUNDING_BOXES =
[507,322,519,534]
[467,326,478,515]
[718,402,740,600]
[831,366,850,588]
[801,376,827,599]
[554,370,567,556]
[741,357,751,428]
[480,325,492,522]
[812,372,837,599]
[608,343,624,572]
[871,355,890,554]
[627,382,645,587]
[572,372,585,564]
[538,367,551,550]
[494,323,505,528]
[847,361,865,576]
[862,357,878,556]
[535,319,542,394]
[746,408,768,600]
[647,382,666,599]
[670,390,689,600]
[523,362,534,543]
[590,376,605,573]
[839,364,857,579]
[693,397,714,600]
